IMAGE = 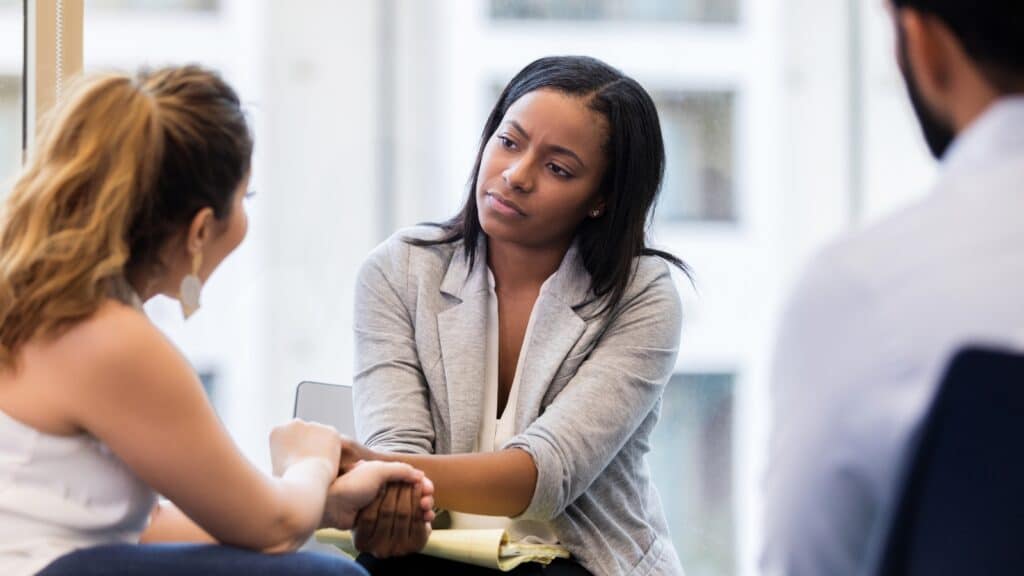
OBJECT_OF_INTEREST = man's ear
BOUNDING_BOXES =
[186,207,216,257]
[899,8,956,106]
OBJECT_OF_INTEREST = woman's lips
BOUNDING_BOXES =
[485,192,526,217]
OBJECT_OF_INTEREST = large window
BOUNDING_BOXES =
[490,0,738,24]
[657,92,736,223]
[0,0,21,191]
[0,0,22,191]
[0,77,20,191]
[649,372,736,576]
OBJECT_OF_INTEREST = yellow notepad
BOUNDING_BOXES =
[315,528,570,572]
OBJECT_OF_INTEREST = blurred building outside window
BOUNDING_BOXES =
[657,91,736,223]
[0,0,23,191]
[649,372,737,576]
[0,77,20,190]
[490,0,738,24]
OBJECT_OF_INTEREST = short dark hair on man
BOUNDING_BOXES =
[892,0,1024,92]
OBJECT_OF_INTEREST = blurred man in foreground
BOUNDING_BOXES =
[763,2,1024,575]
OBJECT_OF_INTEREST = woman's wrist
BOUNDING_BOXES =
[282,456,336,488]
[268,457,337,545]
[341,438,383,469]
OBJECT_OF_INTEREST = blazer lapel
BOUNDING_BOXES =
[437,242,489,454]
[437,240,595,449]
[513,296,586,430]
[513,243,591,431]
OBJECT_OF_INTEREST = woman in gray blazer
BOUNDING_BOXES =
[342,56,689,576]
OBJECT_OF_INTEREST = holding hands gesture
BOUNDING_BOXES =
[321,459,434,534]
[268,421,434,555]
[332,436,436,558]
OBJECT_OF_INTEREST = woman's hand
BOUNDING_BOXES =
[269,419,342,478]
[320,461,434,531]
[330,436,435,556]
[353,479,434,558]
[339,435,375,472]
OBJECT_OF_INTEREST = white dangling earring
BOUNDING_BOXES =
[590,208,602,218]
[179,252,203,320]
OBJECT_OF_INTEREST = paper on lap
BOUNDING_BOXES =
[314,528,571,571]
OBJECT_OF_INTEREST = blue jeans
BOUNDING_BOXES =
[37,543,368,576]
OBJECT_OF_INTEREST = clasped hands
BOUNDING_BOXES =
[319,437,435,558]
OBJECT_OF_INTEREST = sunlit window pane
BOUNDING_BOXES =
[0,77,20,194]
[198,369,221,407]
[649,372,736,576]
[657,92,736,223]
[491,0,738,24]
[0,0,22,195]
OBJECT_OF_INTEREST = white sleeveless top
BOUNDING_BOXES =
[448,270,558,544]
[0,285,156,575]
[0,411,156,576]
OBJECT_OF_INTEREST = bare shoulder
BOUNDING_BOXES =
[7,300,196,434]
[51,300,192,394]
[61,300,167,356]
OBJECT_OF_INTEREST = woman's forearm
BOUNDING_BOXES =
[144,458,334,553]
[262,457,336,553]
[374,448,537,516]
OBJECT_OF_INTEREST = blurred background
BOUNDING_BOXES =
[0,1,938,574]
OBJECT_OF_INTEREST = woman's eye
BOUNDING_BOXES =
[548,163,572,178]
[497,135,517,150]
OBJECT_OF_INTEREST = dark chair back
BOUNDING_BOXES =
[876,347,1024,576]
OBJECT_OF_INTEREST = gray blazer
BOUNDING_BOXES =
[353,227,685,576]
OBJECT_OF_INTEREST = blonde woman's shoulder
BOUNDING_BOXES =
[2,298,188,435]
[36,299,188,396]
[58,298,158,355]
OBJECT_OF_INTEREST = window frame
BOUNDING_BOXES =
[24,0,83,153]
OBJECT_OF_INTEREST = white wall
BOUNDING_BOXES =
[258,0,381,463]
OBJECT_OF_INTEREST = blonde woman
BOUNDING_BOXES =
[0,66,432,576]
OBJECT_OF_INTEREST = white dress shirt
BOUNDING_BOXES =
[763,97,1024,576]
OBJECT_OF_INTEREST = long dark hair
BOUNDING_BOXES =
[408,55,690,314]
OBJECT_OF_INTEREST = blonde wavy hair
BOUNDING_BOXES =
[0,65,252,367]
